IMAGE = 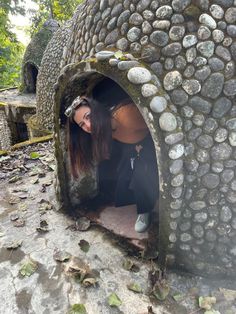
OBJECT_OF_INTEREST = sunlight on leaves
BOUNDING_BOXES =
[30,152,40,159]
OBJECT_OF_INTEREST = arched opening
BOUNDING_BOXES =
[54,57,185,271]
[24,63,38,93]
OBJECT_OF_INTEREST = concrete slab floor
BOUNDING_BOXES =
[0,141,236,314]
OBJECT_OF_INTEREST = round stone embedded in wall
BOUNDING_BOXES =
[95,50,114,60]
[229,132,236,146]
[201,73,224,99]
[199,13,217,29]
[182,34,197,48]
[141,83,158,97]
[182,79,201,95]
[214,128,228,143]
[210,4,224,19]
[150,30,169,47]
[150,96,167,113]
[159,112,177,131]
[117,60,139,70]
[196,41,215,58]
[127,67,152,84]
[212,97,232,118]
[163,70,182,90]
[169,159,183,174]
[165,132,184,145]
[211,143,232,160]
[202,173,220,189]
[168,144,185,159]
[127,27,141,42]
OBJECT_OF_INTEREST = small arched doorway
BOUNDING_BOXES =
[54,55,184,271]
[23,62,38,93]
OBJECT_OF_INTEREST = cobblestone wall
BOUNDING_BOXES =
[0,108,12,150]
[38,0,236,277]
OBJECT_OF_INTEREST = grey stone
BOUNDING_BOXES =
[168,143,185,159]
[197,135,213,148]
[227,190,236,203]
[190,201,206,210]
[109,58,119,66]
[143,10,155,21]
[102,7,111,19]
[206,230,217,242]
[152,20,171,30]
[186,47,197,63]
[226,118,236,130]
[211,143,232,160]
[184,65,195,78]
[182,79,201,95]
[208,189,220,205]
[218,21,227,30]
[197,163,210,177]
[201,73,224,99]
[214,128,228,143]
[185,159,199,172]
[117,60,139,70]
[141,45,160,62]
[179,221,191,231]
[212,97,232,118]
[193,56,207,67]
[164,58,174,70]
[225,7,236,23]
[230,42,236,61]
[171,186,183,198]
[221,169,234,184]
[117,10,131,27]
[150,30,169,47]
[171,13,184,24]
[182,35,198,48]
[107,17,117,31]
[197,26,211,40]
[104,29,119,45]
[137,0,151,12]
[111,3,123,17]
[127,67,152,84]
[172,0,191,12]
[181,106,194,118]
[220,206,232,222]
[210,4,224,19]
[121,22,129,35]
[175,55,187,69]
[156,5,173,19]
[169,233,177,243]
[196,149,209,163]
[142,21,152,34]
[140,35,149,45]
[100,0,108,11]
[225,159,236,167]
[223,37,233,47]
[151,62,163,76]
[196,188,208,199]
[203,118,218,134]
[171,173,184,187]
[165,132,184,145]
[224,79,236,97]
[150,96,167,112]
[169,26,185,41]
[215,45,232,61]
[199,13,217,29]
[212,29,224,43]
[161,43,182,56]
[170,200,182,211]
[185,142,195,156]
[127,27,141,42]
[95,50,114,60]
[194,65,211,81]
[159,112,178,132]
[193,114,205,126]
[197,41,215,58]
[227,25,236,38]
[229,132,236,146]
[194,212,208,223]
[225,61,235,79]
[180,233,192,242]
[129,13,143,25]
[170,221,177,230]
[141,84,158,97]
[170,89,188,106]
[188,128,202,141]
[208,57,224,71]
[116,38,129,51]
[163,71,182,90]
[193,225,204,238]
[189,96,212,114]
[231,180,236,191]
[169,159,183,174]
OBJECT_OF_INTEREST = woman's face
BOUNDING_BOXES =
[74,105,91,133]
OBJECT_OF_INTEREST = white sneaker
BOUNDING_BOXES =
[135,213,150,233]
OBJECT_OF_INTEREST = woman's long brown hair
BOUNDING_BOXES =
[67,97,112,177]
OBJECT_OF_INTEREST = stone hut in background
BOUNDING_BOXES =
[21,19,60,93]
[36,0,236,277]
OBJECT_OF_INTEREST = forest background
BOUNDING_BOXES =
[0,0,83,89]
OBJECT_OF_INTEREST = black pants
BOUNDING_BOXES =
[98,134,159,214]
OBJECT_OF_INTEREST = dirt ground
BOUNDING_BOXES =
[1,140,236,314]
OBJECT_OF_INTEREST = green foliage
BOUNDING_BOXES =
[0,1,25,88]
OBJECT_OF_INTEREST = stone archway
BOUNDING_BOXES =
[54,52,185,271]
[23,63,38,93]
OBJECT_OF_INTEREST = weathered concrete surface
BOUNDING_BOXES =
[0,88,36,107]
[0,141,236,314]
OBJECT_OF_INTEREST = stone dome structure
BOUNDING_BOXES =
[21,19,60,93]
[37,0,236,277]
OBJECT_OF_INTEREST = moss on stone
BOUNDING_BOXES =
[11,134,53,150]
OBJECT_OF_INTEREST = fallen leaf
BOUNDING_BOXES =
[63,256,90,282]
[53,249,71,262]
[114,50,123,59]
[127,282,142,293]
[108,292,122,307]
[19,259,38,277]
[31,177,39,184]
[68,217,90,231]
[219,288,236,301]
[173,293,185,302]
[199,296,216,310]
[30,152,40,159]
[67,304,87,314]
[8,175,21,183]
[122,258,140,272]
[13,218,25,227]
[39,199,53,211]
[82,277,98,287]
[10,213,19,221]
[36,220,49,233]
[5,240,22,249]
[79,240,90,253]
[152,279,170,301]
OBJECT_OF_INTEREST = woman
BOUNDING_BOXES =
[65,95,158,233]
